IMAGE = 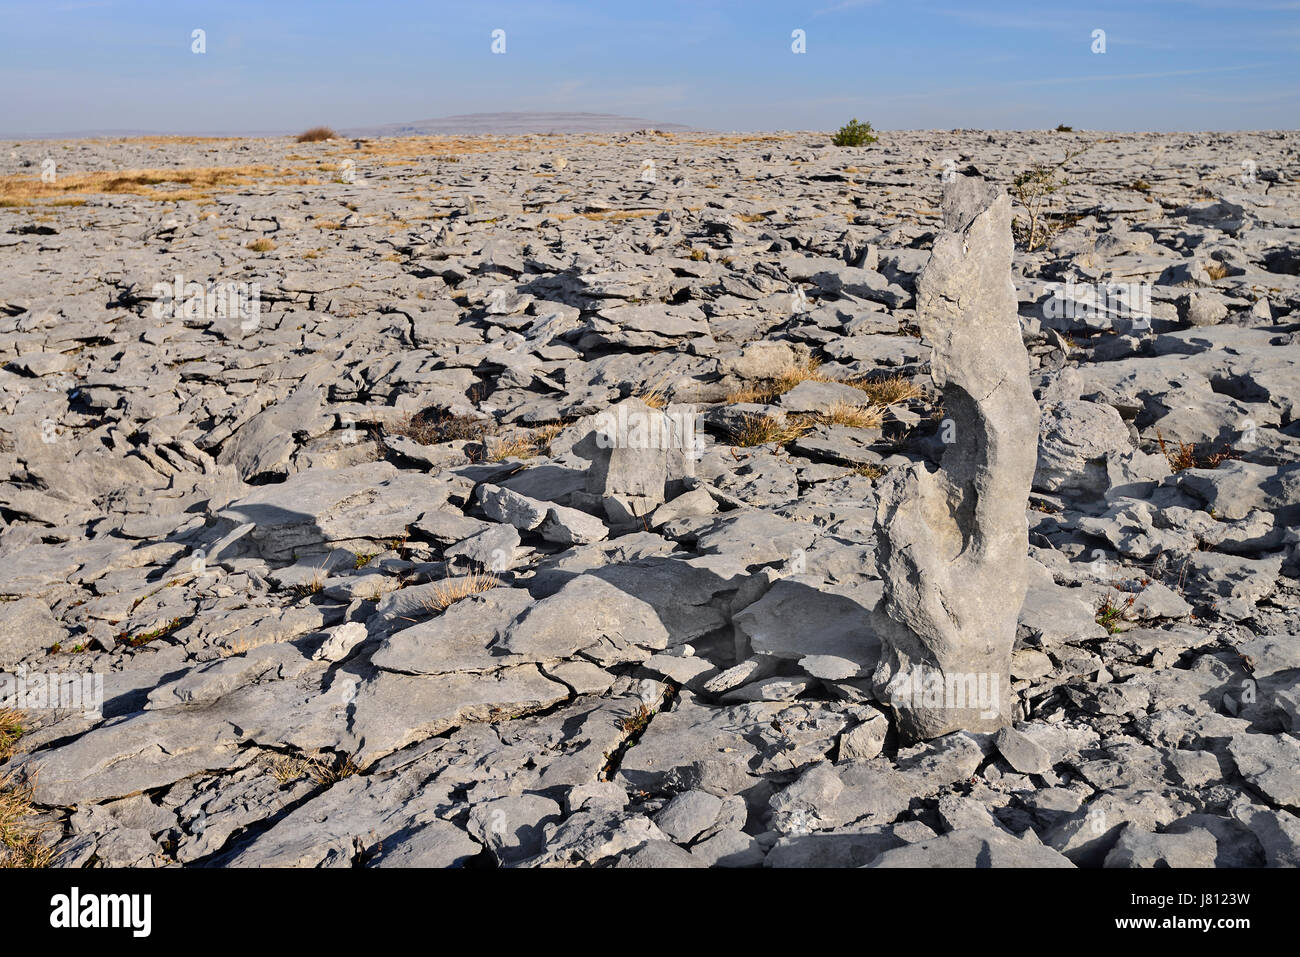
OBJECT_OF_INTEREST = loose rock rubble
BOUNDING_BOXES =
[1,128,1298,868]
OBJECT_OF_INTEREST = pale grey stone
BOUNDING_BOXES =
[0,596,65,665]
[690,828,766,867]
[654,790,724,844]
[466,794,564,866]
[1228,732,1300,807]
[1103,823,1217,868]
[995,725,1054,775]
[616,839,704,868]
[872,177,1039,740]
[312,621,369,662]
[866,826,1075,867]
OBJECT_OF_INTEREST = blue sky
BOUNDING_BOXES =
[1,0,1297,135]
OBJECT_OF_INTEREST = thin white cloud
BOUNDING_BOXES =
[813,0,882,16]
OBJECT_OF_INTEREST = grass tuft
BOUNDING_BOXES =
[387,409,489,446]
[847,373,923,406]
[486,433,539,462]
[0,709,22,763]
[730,413,810,448]
[529,422,564,457]
[309,754,360,785]
[0,165,276,206]
[724,356,828,404]
[267,754,312,786]
[0,770,53,868]
[425,572,500,612]
[851,462,887,479]
[809,401,883,429]
[633,381,669,409]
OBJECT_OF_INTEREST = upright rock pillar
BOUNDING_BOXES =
[872,176,1039,741]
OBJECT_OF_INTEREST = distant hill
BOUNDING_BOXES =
[3,112,698,141]
[341,112,697,137]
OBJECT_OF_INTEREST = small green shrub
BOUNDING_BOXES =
[831,119,878,147]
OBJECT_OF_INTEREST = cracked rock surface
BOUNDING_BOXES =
[1,128,1298,867]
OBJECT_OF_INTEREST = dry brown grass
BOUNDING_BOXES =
[0,770,53,868]
[634,382,669,409]
[851,462,887,479]
[727,362,924,413]
[847,373,924,406]
[767,356,829,393]
[682,133,794,147]
[296,127,337,143]
[309,754,360,785]
[0,709,22,763]
[339,133,568,167]
[246,237,276,252]
[268,750,358,786]
[267,753,312,785]
[724,356,829,404]
[486,433,538,462]
[426,572,500,612]
[808,401,883,429]
[290,561,332,600]
[725,383,780,405]
[550,209,660,222]
[0,164,274,206]
[530,422,564,456]
[116,135,241,147]
[387,409,488,446]
[730,413,811,447]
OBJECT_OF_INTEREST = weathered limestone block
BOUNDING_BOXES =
[577,397,703,524]
[872,176,1039,741]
